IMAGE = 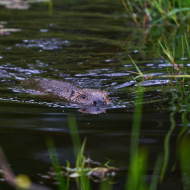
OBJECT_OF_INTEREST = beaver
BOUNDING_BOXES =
[23,78,110,106]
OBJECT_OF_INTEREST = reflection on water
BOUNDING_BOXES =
[0,0,50,10]
[0,0,189,189]
[16,39,71,50]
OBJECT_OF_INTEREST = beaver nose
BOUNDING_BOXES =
[93,101,97,106]
[93,100,106,106]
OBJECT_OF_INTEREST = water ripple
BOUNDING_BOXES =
[135,79,169,87]
[16,39,70,50]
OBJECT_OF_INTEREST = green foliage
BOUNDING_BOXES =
[68,115,82,161]
[126,85,162,190]
[128,86,151,189]
[160,106,176,181]
[46,138,67,190]
[46,88,166,190]
[179,136,190,190]
[123,0,190,26]
[68,115,91,190]
[126,149,148,190]
[126,85,149,190]
[158,34,190,75]
[149,155,163,190]
[129,85,144,160]
[128,55,146,81]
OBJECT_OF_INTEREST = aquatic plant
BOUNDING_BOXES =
[68,115,118,185]
[122,0,190,26]
[128,55,152,81]
[126,85,148,190]
[158,35,190,76]
[126,85,161,190]
[158,38,181,72]
[159,95,176,181]
[126,34,190,187]
[47,138,67,190]
[46,35,190,189]
[179,136,190,190]
[129,33,190,83]
[46,116,117,190]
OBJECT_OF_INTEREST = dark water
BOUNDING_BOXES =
[0,0,189,189]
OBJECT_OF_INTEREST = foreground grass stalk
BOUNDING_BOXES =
[160,110,175,181]
[126,85,148,190]
[129,86,144,161]
[47,138,67,190]
[149,155,163,190]
[68,115,91,190]
[177,88,190,142]
[68,115,82,159]
[179,136,190,190]
[127,149,147,190]
[184,33,190,58]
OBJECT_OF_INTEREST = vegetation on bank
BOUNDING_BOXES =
[122,0,190,27]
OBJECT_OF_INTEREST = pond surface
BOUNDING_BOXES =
[0,0,189,189]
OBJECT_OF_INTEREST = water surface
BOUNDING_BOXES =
[0,0,188,189]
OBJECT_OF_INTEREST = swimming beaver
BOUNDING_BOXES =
[23,78,110,106]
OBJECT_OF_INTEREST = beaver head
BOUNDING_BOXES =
[69,89,110,106]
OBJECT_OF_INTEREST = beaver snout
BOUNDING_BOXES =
[93,100,106,106]
[69,88,110,106]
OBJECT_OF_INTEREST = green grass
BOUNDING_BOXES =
[47,138,67,190]
[126,85,147,190]
[158,34,190,76]
[126,85,162,190]
[129,33,190,81]
[46,86,162,190]
[122,0,190,26]
[46,33,190,190]
[46,88,190,190]
[128,32,190,188]
[179,136,190,190]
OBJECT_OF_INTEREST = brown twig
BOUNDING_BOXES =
[0,146,51,190]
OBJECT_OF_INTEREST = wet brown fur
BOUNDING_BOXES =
[23,78,110,106]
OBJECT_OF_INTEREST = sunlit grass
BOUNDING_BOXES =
[126,85,147,190]
[122,0,190,26]
[179,136,190,190]
[46,34,190,190]
[158,35,190,76]
[160,100,176,181]
[47,138,67,190]
[127,35,190,187]
[46,87,162,190]
[129,34,190,81]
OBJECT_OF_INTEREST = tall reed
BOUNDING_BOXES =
[122,0,190,26]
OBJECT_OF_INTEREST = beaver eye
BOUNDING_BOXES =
[81,95,86,99]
